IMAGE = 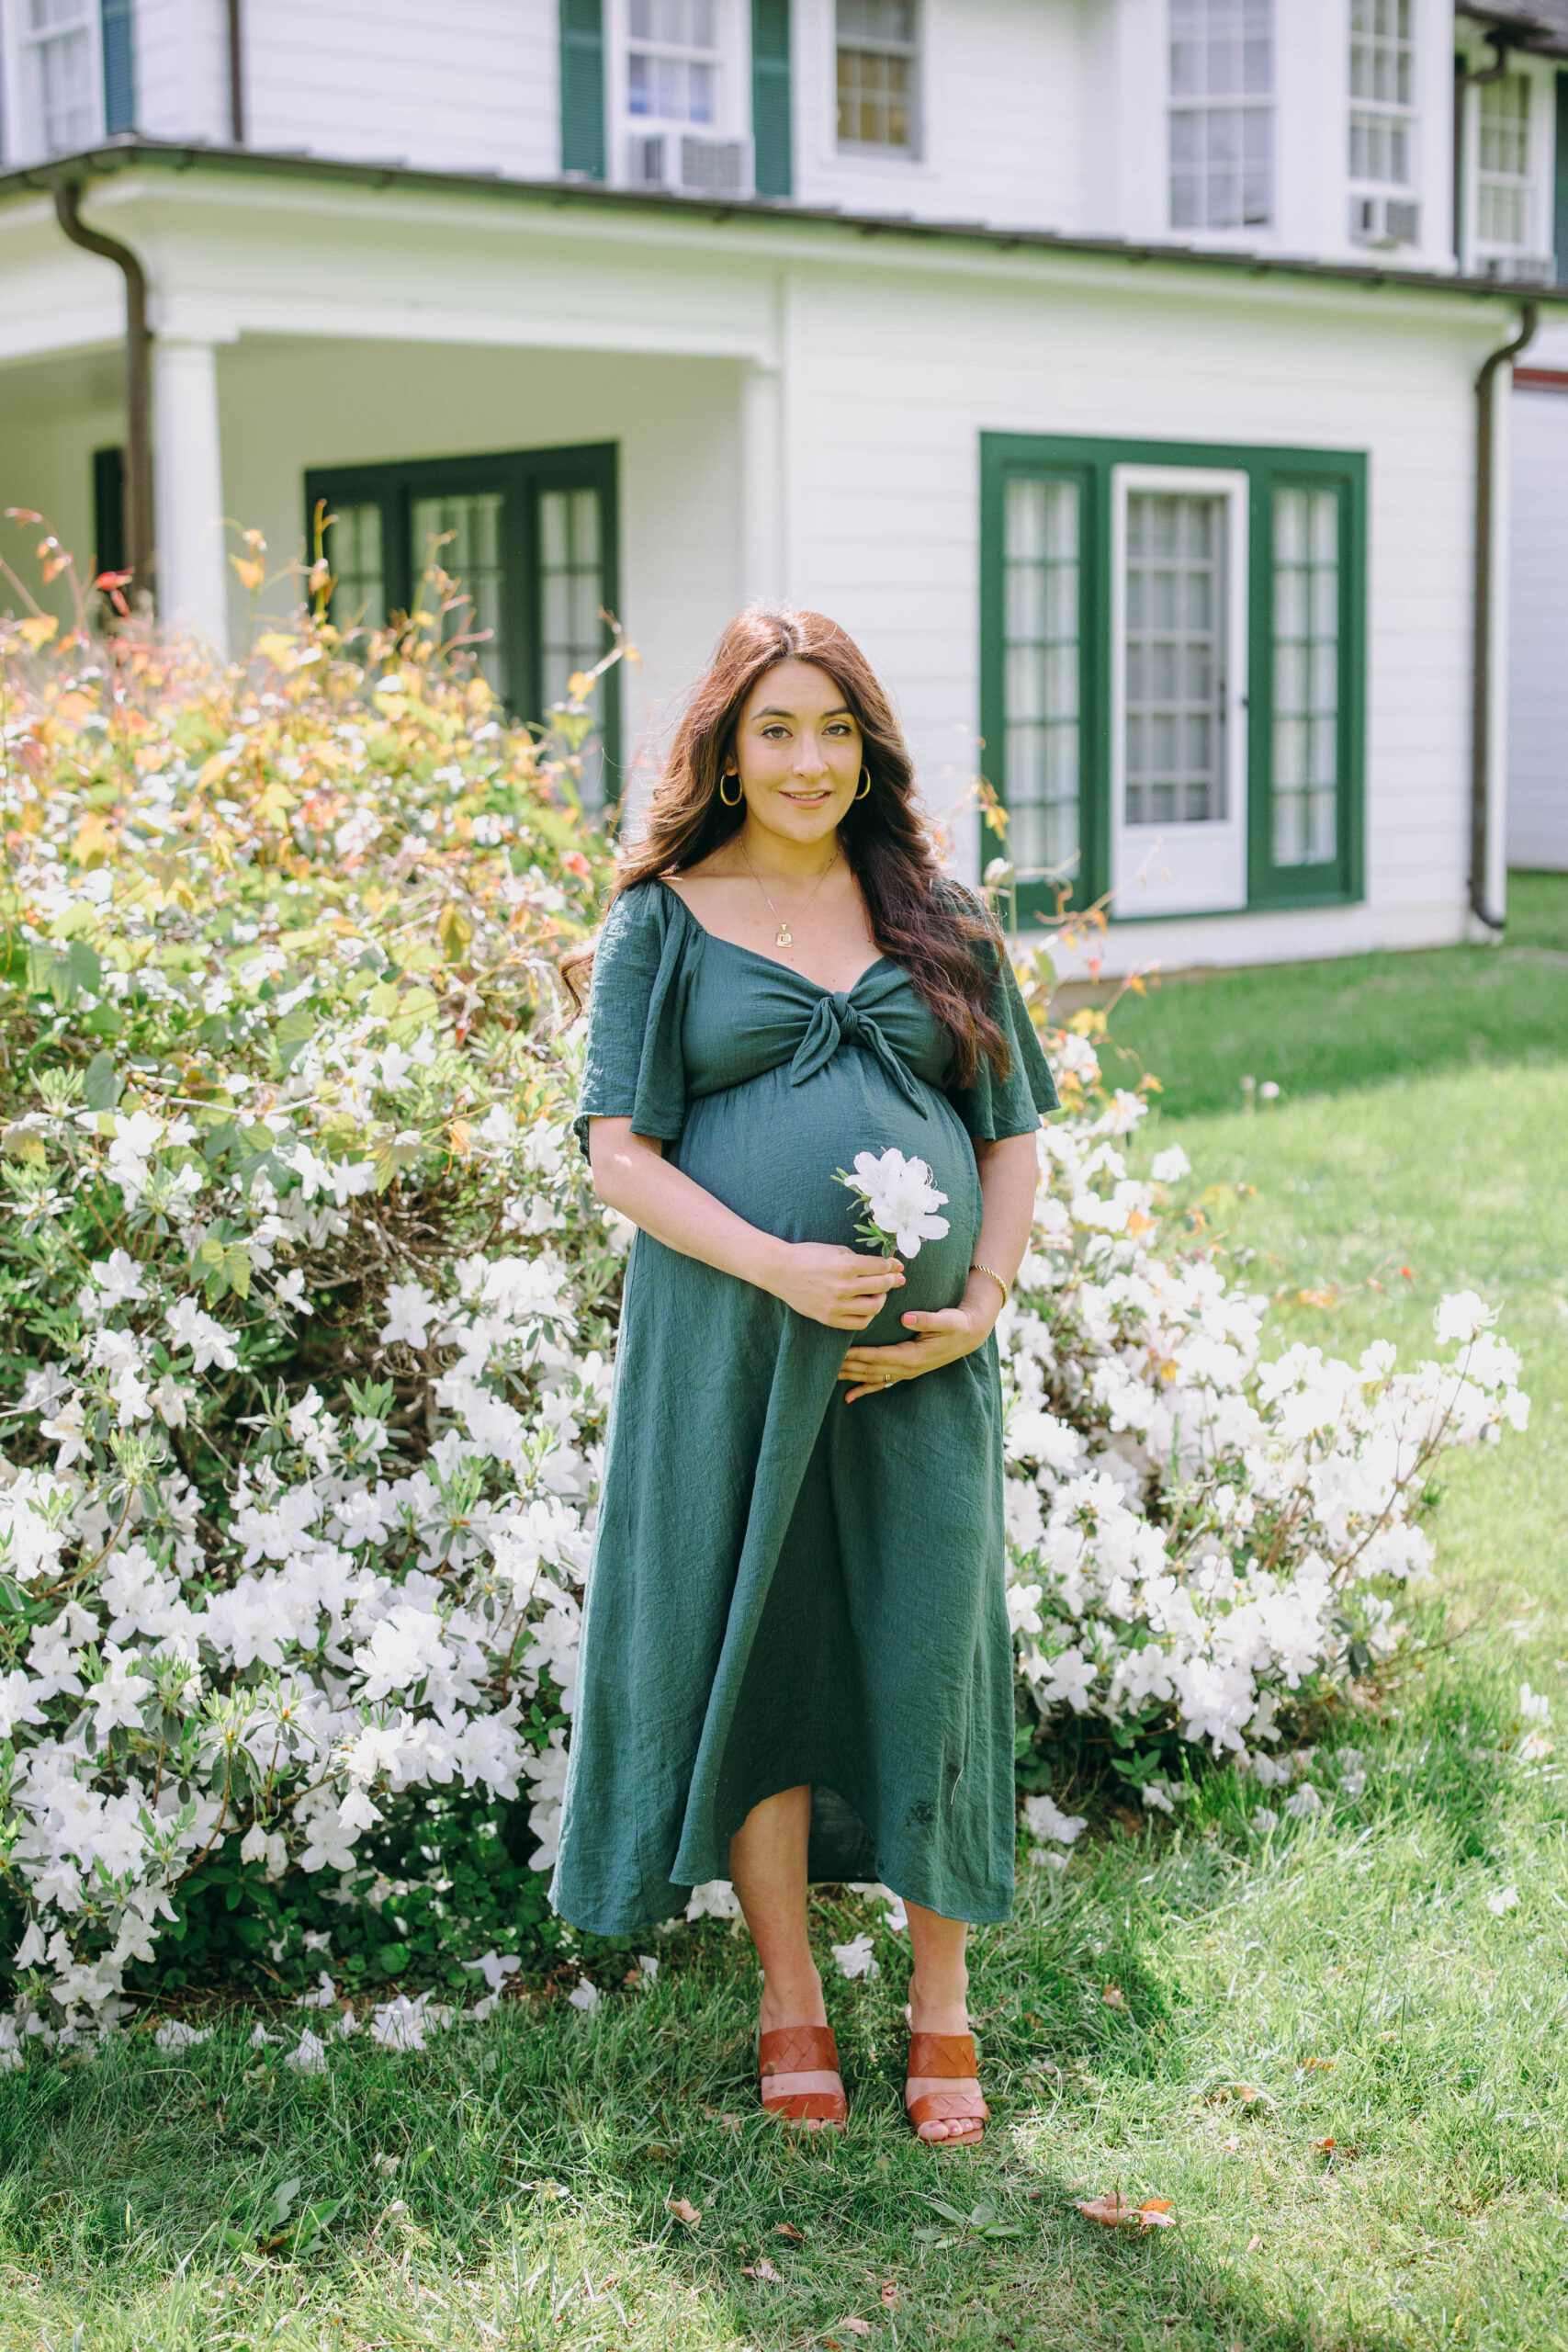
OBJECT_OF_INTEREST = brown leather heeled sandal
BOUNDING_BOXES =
[758,2023,849,2129]
[905,2027,988,2148]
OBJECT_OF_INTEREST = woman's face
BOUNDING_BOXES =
[727,660,863,848]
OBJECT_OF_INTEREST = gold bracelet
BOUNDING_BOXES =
[969,1261,1010,1308]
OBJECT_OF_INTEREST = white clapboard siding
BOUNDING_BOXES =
[228,0,558,180]
[791,0,1089,234]
[1507,385,1568,872]
[132,0,231,145]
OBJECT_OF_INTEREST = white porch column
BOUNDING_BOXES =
[739,359,784,609]
[152,336,230,648]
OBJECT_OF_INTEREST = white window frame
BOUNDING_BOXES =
[1470,66,1549,268]
[834,0,921,162]
[605,0,751,194]
[1348,0,1417,193]
[1111,464,1250,919]
[1,0,105,166]
[1167,0,1275,236]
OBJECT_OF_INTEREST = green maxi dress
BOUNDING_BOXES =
[550,879,1058,1934]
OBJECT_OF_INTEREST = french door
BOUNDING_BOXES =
[1111,465,1249,918]
[303,445,620,809]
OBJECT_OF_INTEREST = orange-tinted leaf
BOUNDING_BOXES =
[773,2222,804,2242]
[1102,1984,1127,2009]
[1076,2192,1174,2229]
[1314,2137,1336,2154]
[667,2196,701,2228]
[17,615,58,649]
[879,2280,901,2308]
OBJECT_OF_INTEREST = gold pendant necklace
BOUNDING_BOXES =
[741,842,839,949]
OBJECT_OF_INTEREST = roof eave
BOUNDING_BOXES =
[3,133,1566,306]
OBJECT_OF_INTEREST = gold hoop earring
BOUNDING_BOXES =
[854,765,872,802]
[718,772,743,808]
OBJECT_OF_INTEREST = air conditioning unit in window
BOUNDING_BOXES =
[1479,251,1557,285]
[1349,194,1421,249]
[626,131,750,197]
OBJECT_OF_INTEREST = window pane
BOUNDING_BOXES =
[1270,487,1339,866]
[327,503,386,639]
[1001,476,1080,884]
[1168,0,1273,229]
[1124,492,1226,828]
[412,493,507,697]
[1475,74,1533,250]
[1348,0,1416,187]
[539,485,609,812]
[837,0,918,151]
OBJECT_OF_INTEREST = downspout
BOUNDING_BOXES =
[226,0,246,144]
[1472,300,1538,932]
[1453,31,1517,267]
[52,178,154,609]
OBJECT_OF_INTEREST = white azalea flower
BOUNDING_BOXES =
[843,1147,950,1258]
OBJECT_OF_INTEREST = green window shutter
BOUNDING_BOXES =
[1555,73,1568,283]
[752,0,792,198]
[101,0,135,133]
[560,0,605,182]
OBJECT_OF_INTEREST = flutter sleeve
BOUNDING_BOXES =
[945,902,1060,1144]
[572,883,689,1159]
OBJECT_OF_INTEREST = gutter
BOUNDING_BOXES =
[6,135,1568,309]
[51,177,153,606]
[1472,302,1539,933]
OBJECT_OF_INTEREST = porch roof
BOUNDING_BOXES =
[3,134,1566,312]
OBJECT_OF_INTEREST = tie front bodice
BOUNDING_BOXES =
[788,990,930,1115]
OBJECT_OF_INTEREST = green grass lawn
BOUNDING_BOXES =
[1094,869,1568,1120]
[2,1062,1565,2346]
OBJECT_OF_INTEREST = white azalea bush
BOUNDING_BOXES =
[996,1004,1529,1815]
[0,558,1529,2035]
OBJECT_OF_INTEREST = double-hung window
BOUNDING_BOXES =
[1473,73,1541,264]
[1168,0,1273,233]
[1348,0,1419,247]
[622,0,748,193]
[15,0,99,155]
[836,0,919,157]
[304,446,621,811]
[981,435,1366,927]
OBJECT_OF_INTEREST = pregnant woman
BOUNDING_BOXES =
[554,609,1056,2145]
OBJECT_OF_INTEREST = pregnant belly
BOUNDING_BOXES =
[672,1052,982,1347]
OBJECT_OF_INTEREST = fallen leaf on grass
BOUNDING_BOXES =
[1076,2193,1176,2229]
[667,2197,701,2228]
[879,2281,900,2309]
[774,2221,805,2241]
[836,2322,874,2339]
[1202,2081,1274,2111]
[700,2105,742,2133]
[1101,1985,1127,2009]
[1314,2137,1337,2154]
[742,2257,783,2284]
[1298,2055,1334,2074]
[1246,2233,1263,2253]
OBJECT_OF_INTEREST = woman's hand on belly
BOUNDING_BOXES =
[768,1242,908,1331]
[837,1277,1000,1403]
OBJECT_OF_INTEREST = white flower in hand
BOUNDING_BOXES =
[843,1148,950,1258]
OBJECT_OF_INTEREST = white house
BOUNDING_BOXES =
[0,1,1562,968]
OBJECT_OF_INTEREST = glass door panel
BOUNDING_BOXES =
[1000,474,1081,888]
[1111,465,1249,916]
[412,492,507,696]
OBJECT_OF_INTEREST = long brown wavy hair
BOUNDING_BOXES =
[559,606,1010,1087]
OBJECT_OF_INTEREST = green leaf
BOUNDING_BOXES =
[67,939,103,994]
[272,1006,317,1075]
[83,1051,123,1112]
